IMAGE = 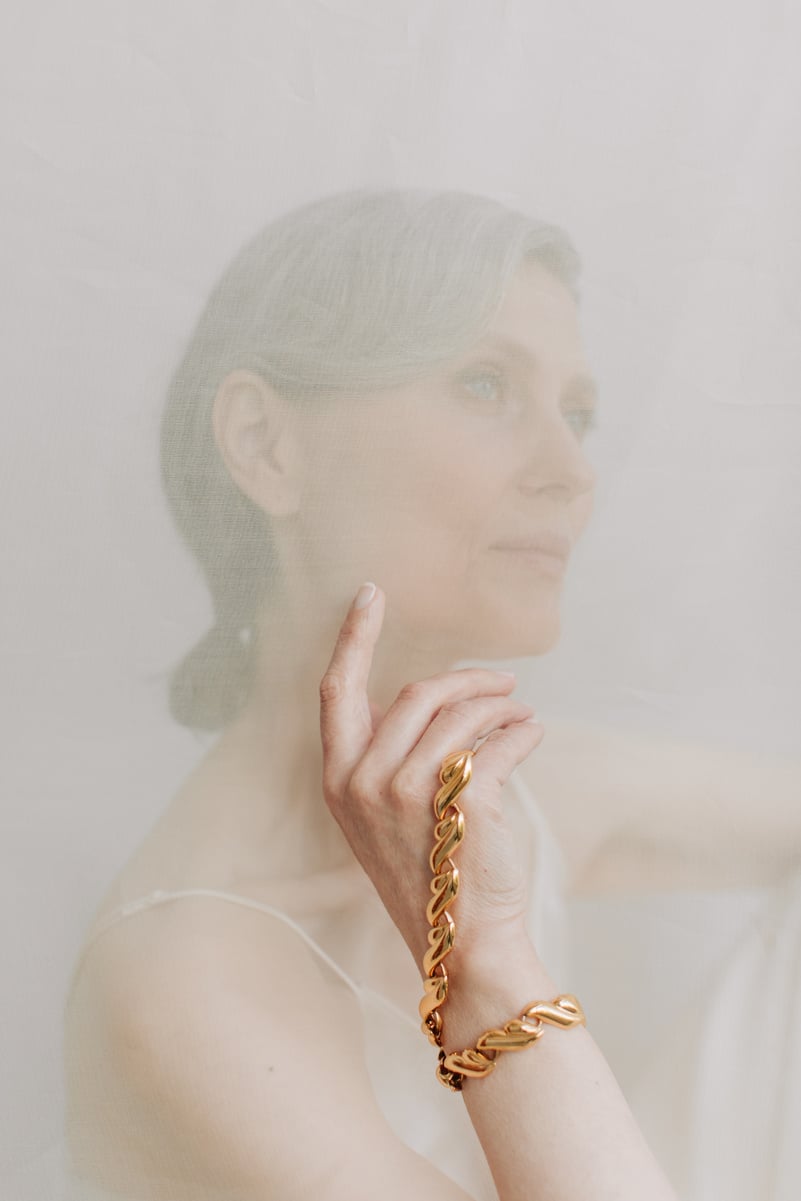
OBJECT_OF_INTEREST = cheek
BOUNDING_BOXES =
[305,406,512,570]
[401,434,508,545]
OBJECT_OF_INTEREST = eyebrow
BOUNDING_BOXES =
[470,334,600,404]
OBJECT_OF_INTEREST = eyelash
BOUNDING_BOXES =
[457,368,598,438]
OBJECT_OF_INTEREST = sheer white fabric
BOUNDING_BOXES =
[2,3,800,1200]
[569,873,801,1200]
[42,781,801,1201]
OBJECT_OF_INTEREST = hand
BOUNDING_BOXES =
[318,582,547,973]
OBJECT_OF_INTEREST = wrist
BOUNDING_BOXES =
[440,935,560,1052]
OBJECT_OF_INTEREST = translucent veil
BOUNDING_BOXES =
[2,4,800,1200]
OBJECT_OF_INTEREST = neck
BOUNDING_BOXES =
[208,587,461,875]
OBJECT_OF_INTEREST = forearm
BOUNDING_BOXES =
[529,720,801,891]
[440,939,678,1201]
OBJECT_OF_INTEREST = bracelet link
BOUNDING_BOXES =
[442,995,586,1083]
[417,750,472,1057]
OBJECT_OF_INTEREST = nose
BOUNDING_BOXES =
[517,410,596,502]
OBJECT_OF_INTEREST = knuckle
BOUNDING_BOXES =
[319,671,347,705]
[397,680,427,705]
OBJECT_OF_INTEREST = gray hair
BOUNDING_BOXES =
[161,188,581,730]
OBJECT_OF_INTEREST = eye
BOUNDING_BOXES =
[456,367,506,405]
[563,407,598,439]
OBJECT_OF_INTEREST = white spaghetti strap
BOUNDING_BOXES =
[78,887,363,998]
[74,888,420,1037]
[73,886,419,1033]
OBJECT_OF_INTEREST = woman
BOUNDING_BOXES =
[63,189,679,1199]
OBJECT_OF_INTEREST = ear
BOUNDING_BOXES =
[212,370,302,517]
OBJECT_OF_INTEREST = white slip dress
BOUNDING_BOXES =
[61,770,801,1200]
[62,769,569,1201]
[567,866,801,1201]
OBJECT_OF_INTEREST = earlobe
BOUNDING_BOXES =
[212,369,301,516]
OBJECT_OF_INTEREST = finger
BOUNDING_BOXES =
[319,582,385,795]
[366,667,522,765]
[468,719,546,797]
[377,691,538,792]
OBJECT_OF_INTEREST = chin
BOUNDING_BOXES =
[514,618,562,658]
[466,605,563,661]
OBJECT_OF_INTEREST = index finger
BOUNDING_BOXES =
[319,582,385,793]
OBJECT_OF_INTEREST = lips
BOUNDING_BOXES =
[490,533,571,560]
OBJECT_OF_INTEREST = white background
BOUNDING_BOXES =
[1,1,800,1194]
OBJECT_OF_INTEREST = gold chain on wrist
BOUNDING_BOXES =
[419,749,586,1092]
[440,994,586,1083]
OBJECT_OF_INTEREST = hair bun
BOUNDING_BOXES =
[168,623,255,731]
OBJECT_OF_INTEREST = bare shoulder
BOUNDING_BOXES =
[74,889,365,1056]
[66,894,433,1200]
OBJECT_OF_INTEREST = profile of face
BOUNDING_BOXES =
[218,259,597,667]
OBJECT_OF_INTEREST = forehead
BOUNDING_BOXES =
[482,259,585,368]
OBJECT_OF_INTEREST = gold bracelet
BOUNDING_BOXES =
[419,750,586,1092]
[438,994,586,1087]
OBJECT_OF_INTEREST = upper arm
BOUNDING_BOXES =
[108,901,476,1201]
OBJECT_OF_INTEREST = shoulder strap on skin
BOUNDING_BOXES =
[69,886,419,1032]
[75,887,362,995]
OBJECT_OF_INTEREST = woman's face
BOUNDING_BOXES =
[290,259,598,662]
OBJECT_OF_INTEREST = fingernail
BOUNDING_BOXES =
[525,716,543,725]
[498,671,516,678]
[353,582,376,610]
